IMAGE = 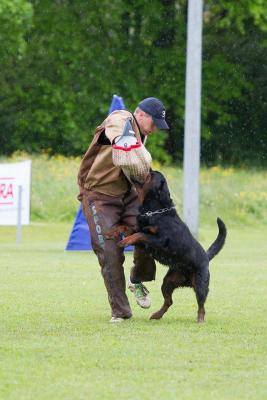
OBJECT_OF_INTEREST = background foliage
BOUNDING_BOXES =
[0,0,267,164]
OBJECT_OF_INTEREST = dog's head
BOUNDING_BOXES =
[134,171,173,209]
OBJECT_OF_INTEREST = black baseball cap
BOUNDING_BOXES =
[138,97,169,130]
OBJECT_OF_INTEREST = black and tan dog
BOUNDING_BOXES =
[108,171,227,323]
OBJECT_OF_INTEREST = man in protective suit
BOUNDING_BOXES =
[77,97,169,322]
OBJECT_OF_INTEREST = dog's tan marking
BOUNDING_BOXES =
[105,225,134,239]
[118,232,147,247]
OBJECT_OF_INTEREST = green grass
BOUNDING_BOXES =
[1,153,267,225]
[1,223,267,399]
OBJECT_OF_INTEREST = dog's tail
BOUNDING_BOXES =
[206,218,227,261]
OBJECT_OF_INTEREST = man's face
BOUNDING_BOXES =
[135,111,157,136]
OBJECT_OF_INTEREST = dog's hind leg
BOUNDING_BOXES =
[193,263,210,323]
[150,269,181,320]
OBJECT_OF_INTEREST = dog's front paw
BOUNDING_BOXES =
[106,225,134,240]
[118,237,137,247]
[119,232,146,247]
[105,226,125,239]
[105,229,119,240]
[118,238,129,247]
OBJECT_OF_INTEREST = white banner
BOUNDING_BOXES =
[0,160,32,225]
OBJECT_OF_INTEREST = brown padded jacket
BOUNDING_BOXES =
[77,110,144,200]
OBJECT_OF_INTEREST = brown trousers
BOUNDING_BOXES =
[82,188,156,318]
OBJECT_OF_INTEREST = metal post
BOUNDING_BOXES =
[183,0,203,238]
[16,185,22,243]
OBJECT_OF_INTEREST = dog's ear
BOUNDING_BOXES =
[158,178,171,205]
[159,179,165,191]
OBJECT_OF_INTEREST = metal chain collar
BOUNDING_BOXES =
[140,206,176,217]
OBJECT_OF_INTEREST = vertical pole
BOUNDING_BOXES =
[183,0,203,238]
[16,185,22,243]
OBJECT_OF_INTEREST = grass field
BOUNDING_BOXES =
[1,222,267,400]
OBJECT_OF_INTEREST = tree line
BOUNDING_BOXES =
[0,0,267,165]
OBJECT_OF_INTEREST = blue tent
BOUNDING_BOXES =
[66,95,133,251]
[109,94,126,114]
[65,206,91,250]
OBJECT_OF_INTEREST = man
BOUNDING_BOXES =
[77,97,169,322]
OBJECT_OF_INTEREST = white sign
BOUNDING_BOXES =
[0,160,32,225]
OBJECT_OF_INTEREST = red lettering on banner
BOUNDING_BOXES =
[0,184,4,197]
[0,182,14,205]
[0,183,14,199]
[6,184,14,198]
